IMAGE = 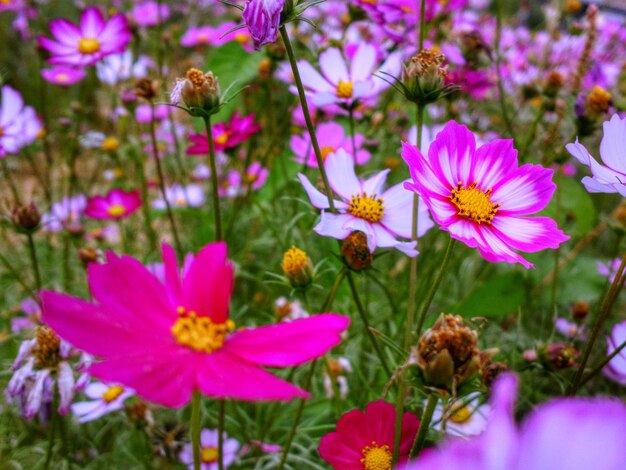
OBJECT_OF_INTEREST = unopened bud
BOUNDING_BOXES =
[282,246,314,288]
[135,78,159,101]
[544,71,564,97]
[402,49,447,104]
[77,247,101,267]
[341,231,373,271]
[101,136,120,153]
[571,300,589,321]
[12,203,41,233]
[171,68,221,114]
[539,342,578,370]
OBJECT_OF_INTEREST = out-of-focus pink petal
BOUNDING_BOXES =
[491,216,569,253]
[493,164,556,215]
[325,148,361,200]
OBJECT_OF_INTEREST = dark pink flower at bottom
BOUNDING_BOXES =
[84,188,142,220]
[319,400,419,469]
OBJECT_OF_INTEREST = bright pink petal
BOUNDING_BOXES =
[491,216,569,253]
[49,19,81,45]
[161,243,183,307]
[401,141,451,198]
[427,121,477,188]
[470,139,518,190]
[492,164,556,215]
[80,7,105,38]
[226,314,350,367]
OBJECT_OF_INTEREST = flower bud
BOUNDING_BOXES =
[135,78,159,101]
[77,246,102,267]
[12,203,41,233]
[282,246,314,288]
[172,68,221,115]
[544,71,564,97]
[571,300,589,321]
[402,48,447,104]
[341,231,373,271]
[101,136,119,153]
[539,342,578,370]
[415,314,481,394]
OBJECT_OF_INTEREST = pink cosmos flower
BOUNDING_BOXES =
[41,194,87,232]
[39,7,131,67]
[299,148,433,256]
[243,162,269,191]
[135,104,171,123]
[181,23,253,51]
[567,114,626,197]
[187,112,261,155]
[604,321,626,386]
[598,258,621,283]
[242,0,285,50]
[131,1,170,27]
[319,400,419,469]
[0,85,42,157]
[290,122,371,168]
[179,429,240,470]
[41,242,350,408]
[402,121,569,268]
[405,373,626,470]
[41,66,86,86]
[296,42,401,109]
[84,188,142,220]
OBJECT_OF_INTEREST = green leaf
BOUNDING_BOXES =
[453,271,525,317]
[541,176,596,238]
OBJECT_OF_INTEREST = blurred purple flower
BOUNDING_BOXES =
[242,0,285,50]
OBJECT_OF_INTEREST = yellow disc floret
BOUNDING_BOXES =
[348,193,384,223]
[449,181,500,224]
[172,307,235,353]
[102,385,124,403]
[449,403,472,423]
[360,441,392,470]
[107,204,127,218]
[336,80,353,99]
[201,446,218,463]
[78,38,100,54]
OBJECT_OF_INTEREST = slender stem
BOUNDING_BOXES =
[410,394,438,457]
[277,360,317,470]
[418,0,427,50]
[0,252,36,297]
[321,268,347,312]
[1,158,21,205]
[550,172,563,328]
[44,397,58,470]
[218,400,225,470]
[415,238,456,335]
[568,251,626,395]
[26,232,42,291]
[279,25,336,212]
[579,336,626,388]
[346,271,391,376]
[348,108,357,158]
[202,115,223,241]
[191,390,201,470]
[149,102,183,257]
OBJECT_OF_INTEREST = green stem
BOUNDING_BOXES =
[277,360,317,470]
[279,25,336,212]
[495,0,517,142]
[26,232,42,291]
[149,102,183,257]
[0,252,36,297]
[410,394,438,457]
[1,158,21,205]
[218,400,225,470]
[418,0,427,50]
[348,108,357,158]
[202,115,223,241]
[415,238,456,335]
[191,390,201,470]
[44,397,57,470]
[321,268,347,312]
[568,251,626,395]
[346,271,391,376]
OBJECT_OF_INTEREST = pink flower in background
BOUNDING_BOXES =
[187,112,261,155]
[0,85,42,157]
[567,114,626,197]
[181,25,218,47]
[291,122,371,168]
[243,162,269,191]
[41,194,87,232]
[39,7,131,67]
[11,298,41,333]
[598,258,621,283]
[242,0,285,50]
[181,23,253,51]
[299,148,434,256]
[41,242,350,407]
[153,184,205,210]
[604,321,626,386]
[84,188,142,220]
[179,429,240,470]
[405,374,626,470]
[131,1,170,27]
[402,121,569,268]
[41,66,86,86]
[319,400,419,469]
[135,104,171,124]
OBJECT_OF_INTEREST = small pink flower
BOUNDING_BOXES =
[299,148,433,256]
[402,121,569,268]
[84,189,142,220]
[41,242,350,407]
[41,66,86,86]
[131,1,170,27]
[39,7,131,67]
[187,112,261,155]
[319,400,419,469]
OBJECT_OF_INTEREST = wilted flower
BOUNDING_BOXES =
[538,342,578,370]
[171,68,221,116]
[341,231,373,271]
[282,245,314,288]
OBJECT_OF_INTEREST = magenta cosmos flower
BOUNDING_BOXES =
[242,0,285,50]
[319,400,419,469]
[187,112,261,155]
[567,114,626,197]
[299,148,433,256]
[39,7,131,66]
[41,242,350,408]
[402,121,569,268]
[84,188,142,220]
[0,85,42,157]
[405,373,626,470]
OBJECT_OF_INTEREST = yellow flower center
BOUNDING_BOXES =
[55,73,69,83]
[360,442,392,470]
[320,146,336,160]
[201,446,218,463]
[174,197,188,207]
[235,33,248,44]
[282,246,309,276]
[215,132,230,146]
[78,38,101,54]
[449,403,472,423]
[35,326,61,369]
[449,181,500,224]
[348,194,384,223]
[102,385,124,403]
[336,80,353,99]
[102,136,120,152]
[171,307,235,353]
[107,204,127,218]
[197,33,210,44]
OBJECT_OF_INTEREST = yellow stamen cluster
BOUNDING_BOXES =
[449,403,472,423]
[186,68,218,94]
[411,48,447,78]
[586,85,611,114]
[34,326,61,369]
[348,193,384,223]
[78,38,100,54]
[360,441,392,470]
[320,146,336,160]
[102,136,120,152]
[107,204,127,218]
[201,446,219,463]
[282,246,309,277]
[102,385,124,403]
[449,181,500,224]
[171,307,235,353]
[336,80,354,99]
[214,131,231,146]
